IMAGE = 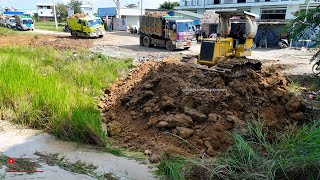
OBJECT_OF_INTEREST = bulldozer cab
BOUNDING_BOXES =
[217,10,259,39]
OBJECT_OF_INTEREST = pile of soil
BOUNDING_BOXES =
[100,60,305,159]
[0,34,93,50]
[68,13,86,19]
[145,11,168,17]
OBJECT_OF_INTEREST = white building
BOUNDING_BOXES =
[120,8,145,28]
[176,0,320,20]
[80,4,93,16]
[36,3,53,21]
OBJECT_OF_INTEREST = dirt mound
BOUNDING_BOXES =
[0,34,93,50]
[68,13,86,19]
[145,11,168,17]
[100,60,305,158]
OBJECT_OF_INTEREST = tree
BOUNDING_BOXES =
[68,0,83,14]
[33,13,39,21]
[125,3,138,8]
[284,6,320,47]
[56,3,68,23]
[159,1,180,10]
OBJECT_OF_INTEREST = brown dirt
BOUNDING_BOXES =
[0,34,94,50]
[100,59,305,158]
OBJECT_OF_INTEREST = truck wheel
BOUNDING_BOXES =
[139,36,144,46]
[143,36,151,47]
[166,40,175,51]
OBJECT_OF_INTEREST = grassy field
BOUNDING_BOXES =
[0,46,132,145]
[157,120,320,180]
[35,21,65,32]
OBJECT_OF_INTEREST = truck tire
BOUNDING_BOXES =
[143,36,151,47]
[139,36,144,46]
[71,30,76,37]
[166,40,175,51]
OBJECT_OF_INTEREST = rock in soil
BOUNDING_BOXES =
[107,121,122,136]
[149,154,161,163]
[100,60,305,157]
[176,127,194,139]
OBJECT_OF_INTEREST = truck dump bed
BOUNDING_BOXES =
[140,16,163,37]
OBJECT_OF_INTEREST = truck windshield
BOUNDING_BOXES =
[23,20,33,24]
[177,21,195,33]
[87,19,102,27]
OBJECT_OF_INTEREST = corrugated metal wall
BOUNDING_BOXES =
[254,24,286,47]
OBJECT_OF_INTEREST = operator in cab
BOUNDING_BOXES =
[234,24,243,39]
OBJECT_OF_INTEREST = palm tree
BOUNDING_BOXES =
[125,3,138,8]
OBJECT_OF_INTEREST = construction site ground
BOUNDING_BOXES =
[21,30,315,75]
[0,29,318,179]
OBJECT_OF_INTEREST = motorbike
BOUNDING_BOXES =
[311,50,320,76]
[63,24,70,32]
[128,27,138,34]
[278,39,289,48]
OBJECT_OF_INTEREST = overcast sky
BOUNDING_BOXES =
[1,0,178,10]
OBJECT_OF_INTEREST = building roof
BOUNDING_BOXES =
[80,4,92,8]
[36,3,53,6]
[120,8,145,16]
[214,10,260,18]
[174,11,203,19]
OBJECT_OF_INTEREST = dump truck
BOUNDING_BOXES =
[15,15,34,31]
[67,15,105,38]
[139,14,197,51]
[0,16,6,27]
[5,17,16,29]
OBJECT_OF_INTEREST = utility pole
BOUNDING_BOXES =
[53,1,58,29]
[113,0,120,19]
[305,0,310,22]
[140,0,143,16]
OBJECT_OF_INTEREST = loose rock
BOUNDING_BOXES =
[176,127,194,139]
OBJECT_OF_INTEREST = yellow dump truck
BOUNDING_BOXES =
[67,16,105,38]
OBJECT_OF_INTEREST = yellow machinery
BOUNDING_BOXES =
[197,11,261,77]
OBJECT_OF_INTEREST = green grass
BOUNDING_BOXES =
[0,46,132,145]
[288,75,320,93]
[157,120,320,180]
[0,27,19,35]
[34,21,65,32]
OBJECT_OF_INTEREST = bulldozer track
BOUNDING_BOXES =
[181,57,262,78]
[215,58,262,78]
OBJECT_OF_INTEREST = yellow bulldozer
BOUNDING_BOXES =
[196,10,262,78]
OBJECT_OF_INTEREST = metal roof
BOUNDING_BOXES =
[214,10,260,18]
[174,11,203,19]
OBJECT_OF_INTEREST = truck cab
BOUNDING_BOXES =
[166,19,196,50]
[17,18,34,31]
[67,17,105,38]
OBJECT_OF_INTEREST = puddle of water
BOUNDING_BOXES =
[0,121,156,180]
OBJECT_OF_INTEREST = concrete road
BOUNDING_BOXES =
[0,121,155,180]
